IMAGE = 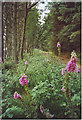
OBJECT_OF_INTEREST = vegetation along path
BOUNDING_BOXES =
[39,50,80,67]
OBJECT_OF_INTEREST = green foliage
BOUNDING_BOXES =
[2,106,24,118]
[2,49,81,118]
[2,59,15,70]
[25,7,40,54]
[56,2,80,52]
[2,1,81,119]
[31,59,80,118]
[39,2,81,54]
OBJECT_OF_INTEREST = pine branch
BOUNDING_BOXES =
[28,0,40,10]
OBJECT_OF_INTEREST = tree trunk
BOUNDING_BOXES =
[21,2,28,59]
[14,3,18,63]
[2,3,4,62]
[21,1,40,59]
[0,2,2,58]
[5,4,8,58]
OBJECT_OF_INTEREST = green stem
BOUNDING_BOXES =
[64,73,74,118]
[24,85,32,107]
[58,47,61,63]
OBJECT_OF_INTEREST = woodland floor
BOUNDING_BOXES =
[39,50,80,67]
[39,50,70,64]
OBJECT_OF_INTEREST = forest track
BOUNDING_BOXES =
[39,50,80,67]
[39,50,70,64]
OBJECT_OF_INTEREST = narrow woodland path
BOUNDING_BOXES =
[39,50,70,64]
[39,50,80,67]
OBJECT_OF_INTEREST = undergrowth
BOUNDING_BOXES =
[2,49,81,118]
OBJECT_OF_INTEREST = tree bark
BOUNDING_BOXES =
[21,2,28,59]
[5,4,8,58]
[14,3,18,63]
[21,0,40,59]
[2,3,4,62]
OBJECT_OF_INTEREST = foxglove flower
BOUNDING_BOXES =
[19,75,28,86]
[62,51,80,75]
[50,114,53,118]
[0,57,2,63]
[76,67,80,73]
[66,61,76,73]
[61,86,66,92]
[62,68,66,76]
[25,61,28,65]
[14,92,21,99]
[24,61,28,71]
[47,60,50,63]
[57,42,61,47]
[71,56,77,63]
[40,106,43,113]
[14,93,18,99]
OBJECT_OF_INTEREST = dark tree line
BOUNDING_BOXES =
[2,2,81,63]
[2,1,40,63]
[39,2,81,55]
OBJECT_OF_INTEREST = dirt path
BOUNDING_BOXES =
[61,52,70,64]
[39,50,70,65]
[39,50,80,67]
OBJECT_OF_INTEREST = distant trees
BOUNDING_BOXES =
[25,6,40,54]
[2,2,26,63]
[2,2,81,62]
[57,2,81,53]
[39,2,81,55]
[20,1,40,59]
[2,1,40,62]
